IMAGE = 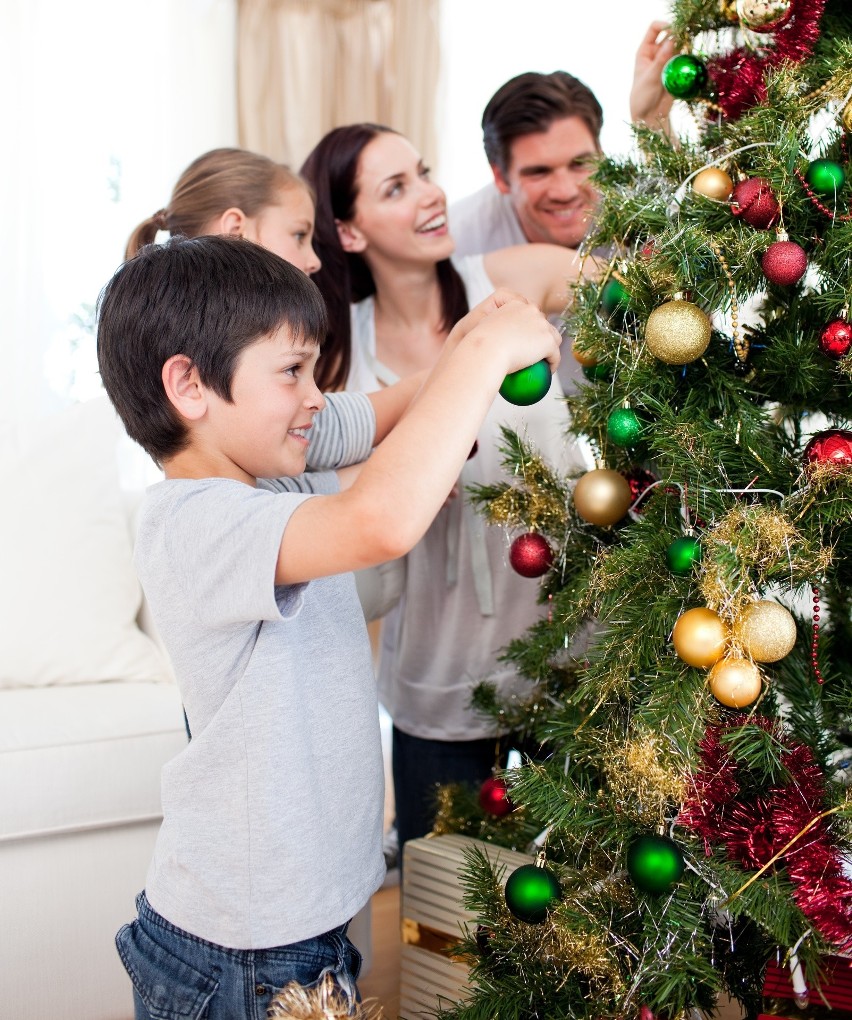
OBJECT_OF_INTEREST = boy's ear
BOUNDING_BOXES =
[214,207,248,238]
[162,355,207,421]
[335,218,367,254]
[490,163,511,196]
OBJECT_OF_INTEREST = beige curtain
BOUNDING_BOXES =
[237,0,440,170]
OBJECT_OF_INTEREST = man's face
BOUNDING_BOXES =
[492,115,600,249]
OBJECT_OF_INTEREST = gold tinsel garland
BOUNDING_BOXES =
[601,733,688,823]
[267,974,382,1019]
[484,453,568,535]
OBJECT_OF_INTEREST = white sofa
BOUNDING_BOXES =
[0,398,370,1020]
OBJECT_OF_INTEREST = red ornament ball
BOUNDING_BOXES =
[761,240,807,286]
[818,319,852,360]
[509,533,553,577]
[479,776,513,817]
[803,430,852,472]
[730,177,780,230]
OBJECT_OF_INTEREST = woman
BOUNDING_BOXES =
[300,123,596,856]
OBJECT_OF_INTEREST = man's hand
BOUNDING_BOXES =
[629,21,676,134]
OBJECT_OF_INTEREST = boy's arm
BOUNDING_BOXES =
[276,297,561,584]
[307,290,528,469]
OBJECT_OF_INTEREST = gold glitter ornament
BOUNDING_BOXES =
[644,300,712,365]
[708,655,762,708]
[843,101,852,134]
[573,469,633,526]
[736,0,792,31]
[693,167,735,201]
[673,607,729,668]
[735,600,797,662]
[720,0,740,19]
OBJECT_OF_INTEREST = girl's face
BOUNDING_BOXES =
[244,185,321,276]
[344,132,454,267]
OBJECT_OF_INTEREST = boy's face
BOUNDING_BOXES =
[205,325,325,483]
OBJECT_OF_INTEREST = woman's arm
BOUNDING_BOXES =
[483,244,602,317]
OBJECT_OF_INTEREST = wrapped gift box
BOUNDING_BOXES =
[399,833,534,1020]
[760,955,852,1020]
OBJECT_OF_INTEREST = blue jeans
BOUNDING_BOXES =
[116,892,362,1020]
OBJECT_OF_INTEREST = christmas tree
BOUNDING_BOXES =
[435,2,852,1018]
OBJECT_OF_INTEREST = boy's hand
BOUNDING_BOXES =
[463,299,562,376]
[445,289,531,350]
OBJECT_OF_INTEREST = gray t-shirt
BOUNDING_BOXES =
[307,390,375,470]
[136,472,385,949]
[449,182,527,258]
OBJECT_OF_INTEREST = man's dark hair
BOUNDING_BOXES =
[97,235,328,465]
[481,71,604,175]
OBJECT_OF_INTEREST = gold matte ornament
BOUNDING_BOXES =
[709,656,762,708]
[693,167,735,201]
[573,469,633,526]
[736,600,797,662]
[572,344,598,367]
[672,607,729,668]
[644,300,712,365]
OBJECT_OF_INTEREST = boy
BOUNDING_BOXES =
[97,235,560,1018]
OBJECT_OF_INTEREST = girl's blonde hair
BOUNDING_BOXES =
[125,147,308,260]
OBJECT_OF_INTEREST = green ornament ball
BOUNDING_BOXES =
[626,834,685,896]
[583,362,612,382]
[606,407,645,447]
[500,359,552,406]
[504,863,561,924]
[600,277,632,321]
[661,54,708,100]
[665,536,703,575]
[805,159,846,195]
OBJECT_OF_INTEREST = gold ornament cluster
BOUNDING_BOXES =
[672,598,797,708]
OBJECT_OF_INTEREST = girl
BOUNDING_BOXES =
[300,123,597,857]
[127,148,321,276]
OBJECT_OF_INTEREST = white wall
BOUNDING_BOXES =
[437,0,671,203]
[0,0,237,418]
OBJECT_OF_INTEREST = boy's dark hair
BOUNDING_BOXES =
[481,71,604,175]
[97,235,328,465]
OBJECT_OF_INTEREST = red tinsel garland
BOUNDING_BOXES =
[707,0,829,120]
[678,717,852,952]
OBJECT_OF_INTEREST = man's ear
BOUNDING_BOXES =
[162,355,207,421]
[212,207,248,238]
[335,219,367,254]
[490,163,512,195]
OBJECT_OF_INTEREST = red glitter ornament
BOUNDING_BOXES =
[818,319,852,360]
[731,177,781,229]
[803,430,852,472]
[478,775,513,817]
[509,532,553,578]
[761,239,808,285]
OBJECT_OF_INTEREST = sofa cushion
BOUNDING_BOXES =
[0,682,187,840]
[0,397,170,688]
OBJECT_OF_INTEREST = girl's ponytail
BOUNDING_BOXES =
[125,209,169,260]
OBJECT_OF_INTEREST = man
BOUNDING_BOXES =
[450,22,675,259]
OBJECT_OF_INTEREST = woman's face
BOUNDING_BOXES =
[244,184,321,276]
[345,132,454,266]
